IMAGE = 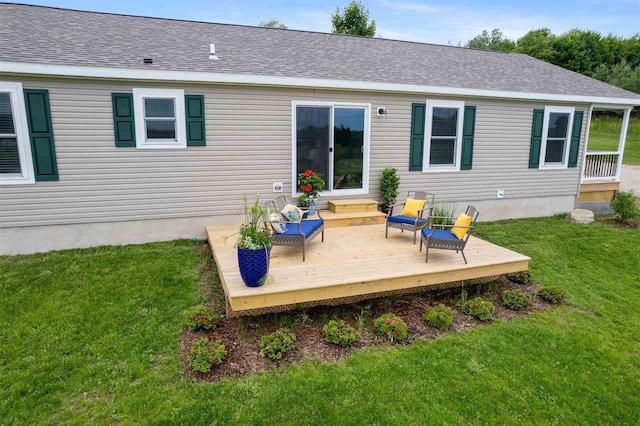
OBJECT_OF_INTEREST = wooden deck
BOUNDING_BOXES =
[206,224,530,316]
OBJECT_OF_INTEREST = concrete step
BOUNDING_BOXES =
[328,198,379,213]
[320,210,386,228]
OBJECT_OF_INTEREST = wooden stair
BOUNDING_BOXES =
[322,199,386,228]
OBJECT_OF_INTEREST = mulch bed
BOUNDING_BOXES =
[181,246,558,382]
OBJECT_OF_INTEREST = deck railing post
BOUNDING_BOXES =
[615,108,631,182]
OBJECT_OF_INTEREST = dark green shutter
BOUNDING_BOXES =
[112,93,136,147]
[409,103,425,171]
[528,109,544,168]
[185,94,206,146]
[24,89,58,181]
[460,105,476,170]
[568,110,584,168]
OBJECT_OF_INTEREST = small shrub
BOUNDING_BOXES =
[187,337,227,373]
[423,304,455,331]
[506,270,533,284]
[259,328,296,360]
[373,313,408,341]
[463,297,495,321]
[538,287,566,304]
[322,320,360,347]
[610,190,639,221]
[501,289,531,311]
[380,167,400,213]
[184,306,222,331]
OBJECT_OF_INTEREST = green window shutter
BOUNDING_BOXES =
[185,94,206,146]
[111,93,136,147]
[409,102,425,171]
[460,105,476,170]
[528,109,544,168]
[568,110,584,168]
[24,89,58,181]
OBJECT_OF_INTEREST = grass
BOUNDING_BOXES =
[1,218,640,424]
[588,115,640,164]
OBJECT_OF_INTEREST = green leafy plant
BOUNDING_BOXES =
[331,0,376,37]
[463,297,495,321]
[187,337,227,373]
[235,195,273,250]
[430,203,458,227]
[423,304,455,331]
[380,167,400,214]
[506,270,533,284]
[259,328,296,360]
[373,313,408,341]
[610,190,639,221]
[322,320,360,347]
[297,169,325,208]
[538,287,566,304]
[501,289,531,311]
[184,306,222,331]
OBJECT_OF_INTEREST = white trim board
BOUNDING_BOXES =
[2,61,640,106]
[0,81,35,185]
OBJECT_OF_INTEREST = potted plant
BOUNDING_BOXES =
[297,169,325,217]
[235,196,273,287]
[380,167,400,214]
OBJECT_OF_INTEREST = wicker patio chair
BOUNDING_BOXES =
[419,206,479,264]
[264,195,324,262]
[385,191,436,244]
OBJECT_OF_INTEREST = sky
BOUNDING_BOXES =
[15,0,640,45]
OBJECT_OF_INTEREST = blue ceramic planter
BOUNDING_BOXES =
[237,247,271,287]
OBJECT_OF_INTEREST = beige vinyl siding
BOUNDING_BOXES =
[0,76,587,228]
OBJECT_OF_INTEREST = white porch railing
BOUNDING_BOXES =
[582,151,620,181]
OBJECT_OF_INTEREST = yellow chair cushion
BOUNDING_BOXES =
[452,213,472,239]
[401,198,426,218]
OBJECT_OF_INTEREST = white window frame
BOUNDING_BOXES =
[291,100,371,197]
[422,99,465,173]
[0,81,35,185]
[132,88,186,149]
[539,105,575,169]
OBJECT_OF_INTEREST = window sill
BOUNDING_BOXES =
[421,167,461,173]
[293,188,369,197]
[539,164,568,170]
[0,176,36,185]
[136,142,187,150]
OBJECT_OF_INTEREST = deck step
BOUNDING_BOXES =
[328,198,379,213]
[321,210,386,228]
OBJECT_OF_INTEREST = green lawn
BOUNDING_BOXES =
[1,218,639,424]
[588,116,640,164]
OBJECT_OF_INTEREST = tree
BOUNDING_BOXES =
[466,29,515,52]
[259,19,288,29]
[331,1,376,37]
[515,28,555,62]
[550,29,605,75]
[592,60,640,94]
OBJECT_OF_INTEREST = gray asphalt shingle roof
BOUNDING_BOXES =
[1,3,639,101]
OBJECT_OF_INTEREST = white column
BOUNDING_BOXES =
[614,108,631,182]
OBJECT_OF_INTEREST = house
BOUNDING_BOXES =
[1,3,638,256]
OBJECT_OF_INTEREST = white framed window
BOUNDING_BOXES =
[0,81,35,185]
[422,99,465,172]
[132,88,186,149]
[291,100,371,196]
[540,106,575,169]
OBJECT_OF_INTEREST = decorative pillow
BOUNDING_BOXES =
[269,213,287,233]
[280,203,303,223]
[400,198,426,218]
[452,213,472,240]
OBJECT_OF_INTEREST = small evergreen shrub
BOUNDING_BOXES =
[184,306,222,331]
[423,304,455,331]
[322,320,360,347]
[373,313,408,341]
[259,328,296,360]
[537,287,566,304]
[610,190,639,221]
[506,270,533,284]
[501,289,531,311]
[187,337,227,373]
[463,297,495,321]
[380,167,400,213]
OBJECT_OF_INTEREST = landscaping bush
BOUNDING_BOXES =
[184,306,222,331]
[373,313,408,341]
[506,270,533,284]
[610,190,639,221]
[380,167,400,214]
[322,320,360,347]
[259,328,296,360]
[187,337,227,373]
[501,289,531,311]
[463,297,495,321]
[538,287,566,304]
[423,304,455,331]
